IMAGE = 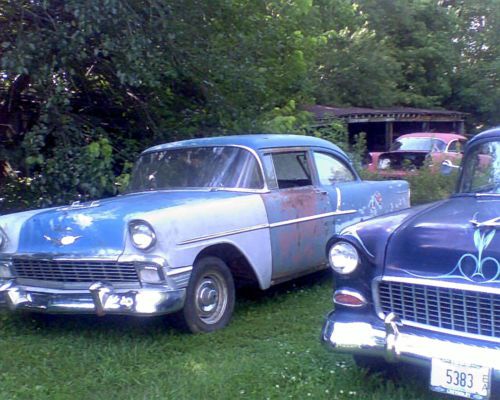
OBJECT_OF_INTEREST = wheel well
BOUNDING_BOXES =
[195,243,259,288]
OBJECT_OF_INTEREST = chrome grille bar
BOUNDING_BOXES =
[12,258,139,283]
[377,280,500,339]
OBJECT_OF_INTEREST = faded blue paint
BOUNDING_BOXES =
[16,190,252,257]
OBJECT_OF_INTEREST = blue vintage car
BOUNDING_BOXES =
[322,127,500,399]
[0,134,409,333]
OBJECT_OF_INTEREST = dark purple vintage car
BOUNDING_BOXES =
[322,127,500,399]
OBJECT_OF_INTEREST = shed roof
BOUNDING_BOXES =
[303,105,466,123]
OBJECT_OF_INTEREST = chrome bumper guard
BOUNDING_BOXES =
[0,279,186,316]
[322,311,500,380]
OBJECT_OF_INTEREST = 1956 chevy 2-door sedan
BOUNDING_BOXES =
[0,134,409,333]
[322,127,500,399]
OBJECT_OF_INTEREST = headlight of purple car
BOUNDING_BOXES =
[328,241,359,275]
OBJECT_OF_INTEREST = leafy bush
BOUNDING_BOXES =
[361,167,458,205]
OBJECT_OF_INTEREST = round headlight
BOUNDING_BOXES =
[328,241,359,275]
[129,221,156,250]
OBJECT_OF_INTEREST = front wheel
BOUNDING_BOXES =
[180,256,235,333]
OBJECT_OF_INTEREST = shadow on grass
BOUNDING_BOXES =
[237,269,332,303]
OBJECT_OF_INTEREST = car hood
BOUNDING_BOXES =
[7,190,249,257]
[384,196,500,288]
[378,151,428,170]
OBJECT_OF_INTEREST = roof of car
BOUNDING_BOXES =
[143,134,346,155]
[397,132,467,142]
[467,126,500,146]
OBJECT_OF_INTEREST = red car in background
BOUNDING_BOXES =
[366,132,467,176]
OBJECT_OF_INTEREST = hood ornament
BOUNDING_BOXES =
[44,235,82,246]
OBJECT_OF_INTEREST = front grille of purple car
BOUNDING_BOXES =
[378,280,500,339]
[12,258,139,283]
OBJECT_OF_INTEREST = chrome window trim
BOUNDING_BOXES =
[372,276,500,344]
[178,209,357,245]
[261,147,315,189]
[312,150,358,184]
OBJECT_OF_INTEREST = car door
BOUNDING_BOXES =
[260,148,333,281]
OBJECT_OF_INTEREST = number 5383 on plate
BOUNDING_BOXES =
[430,358,491,399]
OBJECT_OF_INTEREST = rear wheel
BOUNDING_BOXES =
[180,256,235,333]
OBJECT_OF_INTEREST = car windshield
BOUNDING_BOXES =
[127,146,264,192]
[390,137,446,152]
[459,140,500,194]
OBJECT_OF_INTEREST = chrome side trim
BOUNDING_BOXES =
[166,266,193,276]
[336,187,342,210]
[178,224,269,245]
[372,276,500,344]
[268,210,357,228]
[178,209,357,245]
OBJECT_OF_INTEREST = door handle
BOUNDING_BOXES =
[314,188,327,195]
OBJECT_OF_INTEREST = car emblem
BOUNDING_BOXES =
[44,235,82,246]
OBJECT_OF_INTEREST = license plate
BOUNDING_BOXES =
[430,358,491,399]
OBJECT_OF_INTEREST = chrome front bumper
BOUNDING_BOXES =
[322,311,500,380]
[0,279,186,316]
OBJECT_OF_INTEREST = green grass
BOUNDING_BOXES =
[0,272,443,400]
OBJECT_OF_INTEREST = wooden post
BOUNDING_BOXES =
[385,121,393,150]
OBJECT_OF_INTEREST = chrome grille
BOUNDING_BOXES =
[12,258,139,283]
[378,280,500,338]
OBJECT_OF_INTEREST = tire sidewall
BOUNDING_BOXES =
[183,256,235,333]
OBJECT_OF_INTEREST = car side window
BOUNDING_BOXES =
[448,140,464,153]
[313,152,355,185]
[269,151,312,189]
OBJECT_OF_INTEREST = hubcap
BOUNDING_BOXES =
[195,271,228,324]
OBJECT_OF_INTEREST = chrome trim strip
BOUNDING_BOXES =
[178,209,357,245]
[379,275,500,295]
[268,210,357,228]
[178,224,269,245]
[261,146,311,153]
[398,318,500,345]
[335,187,342,210]
[166,266,193,276]
[372,276,500,344]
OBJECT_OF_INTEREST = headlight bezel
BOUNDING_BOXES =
[129,220,157,251]
[328,241,360,275]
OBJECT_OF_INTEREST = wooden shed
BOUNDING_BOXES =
[303,105,466,152]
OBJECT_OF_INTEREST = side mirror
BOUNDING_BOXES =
[440,159,459,175]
